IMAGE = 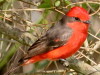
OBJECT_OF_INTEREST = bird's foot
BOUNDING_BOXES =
[59,59,69,67]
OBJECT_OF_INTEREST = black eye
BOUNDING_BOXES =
[74,17,80,21]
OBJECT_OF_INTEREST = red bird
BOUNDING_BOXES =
[22,6,90,65]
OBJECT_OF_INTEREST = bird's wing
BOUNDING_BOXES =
[23,16,73,60]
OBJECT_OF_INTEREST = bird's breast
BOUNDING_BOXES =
[40,31,88,60]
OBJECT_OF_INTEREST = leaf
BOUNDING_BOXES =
[38,0,52,8]
[0,43,21,69]
[82,3,88,10]
[43,0,51,3]
[0,0,4,2]
[82,3,99,11]
[38,3,51,8]
[65,0,71,5]
[55,1,60,7]
[90,3,99,10]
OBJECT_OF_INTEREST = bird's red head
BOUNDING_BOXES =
[67,6,90,21]
[66,6,90,33]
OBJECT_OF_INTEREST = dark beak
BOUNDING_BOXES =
[83,20,91,24]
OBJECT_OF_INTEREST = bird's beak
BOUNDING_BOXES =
[83,20,91,24]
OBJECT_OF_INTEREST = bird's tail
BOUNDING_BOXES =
[21,55,45,66]
[4,55,45,75]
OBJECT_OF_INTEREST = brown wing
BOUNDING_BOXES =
[23,16,73,60]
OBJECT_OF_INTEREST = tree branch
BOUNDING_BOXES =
[62,57,100,75]
[0,21,34,46]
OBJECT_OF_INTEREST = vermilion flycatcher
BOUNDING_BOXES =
[21,6,90,65]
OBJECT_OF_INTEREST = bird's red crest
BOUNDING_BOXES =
[67,6,90,21]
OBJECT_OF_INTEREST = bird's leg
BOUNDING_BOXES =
[59,59,66,62]
[44,61,59,70]
[59,59,69,67]
[54,61,59,70]
[44,61,53,70]
[59,59,69,75]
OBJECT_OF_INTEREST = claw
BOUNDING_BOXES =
[59,59,69,67]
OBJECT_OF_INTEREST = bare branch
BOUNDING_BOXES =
[62,57,100,75]
[0,21,33,46]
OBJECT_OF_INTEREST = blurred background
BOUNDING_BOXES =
[0,0,100,75]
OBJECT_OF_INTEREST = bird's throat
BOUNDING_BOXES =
[67,22,88,34]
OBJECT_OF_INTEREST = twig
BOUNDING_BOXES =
[90,6,100,16]
[95,28,100,36]
[0,7,55,12]
[54,8,65,15]
[63,1,100,16]
[78,51,97,65]
[0,16,12,22]
[11,70,66,75]
[93,41,100,50]
[63,57,100,75]
[12,58,100,75]
[64,1,100,9]
[81,47,100,54]
[88,32,100,41]
[0,38,16,42]
[18,0,39,6]
[19,47,27,55]
[36,70,66,73]
[0,21,33,46]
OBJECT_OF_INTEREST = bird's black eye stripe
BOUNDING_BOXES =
[74,17,80,21]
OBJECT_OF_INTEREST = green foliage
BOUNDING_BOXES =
[82,3,88,9]
[55,1,60,7]
[38,10,50,24]
[54,0,71,7]
[82,3,99,10]
[89,3,99,10]
[38,0,52,8]
[0,0,16,10]
[0,43,21,69]
[64,0,71,5]
[0,0,4,2]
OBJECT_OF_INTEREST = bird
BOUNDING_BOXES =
[21,6,90,65]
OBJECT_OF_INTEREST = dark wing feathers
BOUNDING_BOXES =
[24,16,73,59]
